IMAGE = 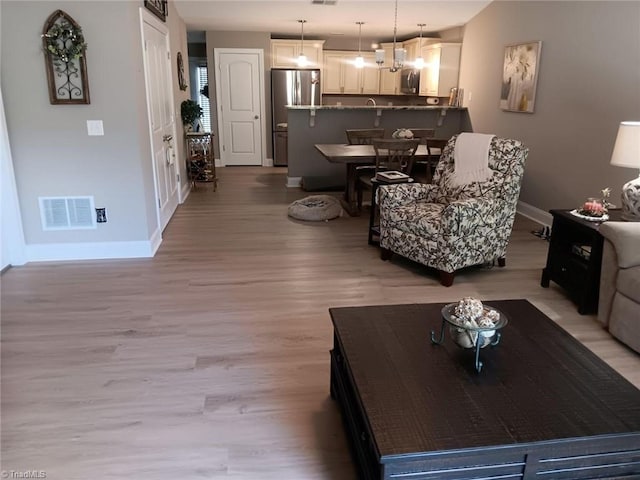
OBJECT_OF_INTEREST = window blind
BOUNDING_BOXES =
[197,66,211,132]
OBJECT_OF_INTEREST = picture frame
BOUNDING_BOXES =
[500,41,542,113]
[144,0,168,22]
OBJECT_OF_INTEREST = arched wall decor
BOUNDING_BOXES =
[42,10,90,104]
[177,52,188,91]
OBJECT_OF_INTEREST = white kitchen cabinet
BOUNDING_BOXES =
[419,43,461,97]
[378,43,401,95]
[323,52,344,93]
[270,39,325,69]
[359,53,380,94]
[322,51,379,95]
[402,38,421,67]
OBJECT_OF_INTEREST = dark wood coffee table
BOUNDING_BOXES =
[329,300,640,480]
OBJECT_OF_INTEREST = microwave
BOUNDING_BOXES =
[400,69,420,94]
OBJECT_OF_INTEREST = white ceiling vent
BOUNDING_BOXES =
[39,196,97,231]
[311,0,337,5]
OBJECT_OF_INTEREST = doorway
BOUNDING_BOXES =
[214,49,266,166]
[140,8,179,231]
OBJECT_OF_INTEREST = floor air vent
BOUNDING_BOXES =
[311,0,337,4]
[39,196,96,230]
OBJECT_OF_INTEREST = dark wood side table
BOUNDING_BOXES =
[541,209,621,314]
[368,177,414,246]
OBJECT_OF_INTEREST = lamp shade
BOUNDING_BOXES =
[610,121,640,169]
[297,54,308,67]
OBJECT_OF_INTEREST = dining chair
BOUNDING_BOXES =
[407,128,436,143]
[346,128,385,145]
[346,129,386,201]
[425,137,449,170]
[356,138,420,212]
[406,128,437,183]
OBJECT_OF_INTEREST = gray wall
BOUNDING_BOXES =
[168,1,192,196]
[458,1,640,212]
[1,1,190,251]
[2,1,152,244]
[288,108,470,182]
[205,31,272,160]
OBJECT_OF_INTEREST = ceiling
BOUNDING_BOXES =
[175,1,491,41]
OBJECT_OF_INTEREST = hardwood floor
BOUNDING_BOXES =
[2,167,638,479]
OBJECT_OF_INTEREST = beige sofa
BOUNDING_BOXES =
[598,222,640,353]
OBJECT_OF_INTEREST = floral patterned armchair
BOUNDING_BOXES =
[377,135,528,286]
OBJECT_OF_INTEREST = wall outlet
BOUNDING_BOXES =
[96,208,107,223]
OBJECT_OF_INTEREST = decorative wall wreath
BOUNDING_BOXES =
[42,19,87,63]
[41,10,90,104]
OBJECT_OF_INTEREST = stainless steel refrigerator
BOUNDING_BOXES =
[271,69,321,166]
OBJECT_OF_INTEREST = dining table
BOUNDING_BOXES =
[314,141,445,216]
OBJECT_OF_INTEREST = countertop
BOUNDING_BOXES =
[287,105,466,111]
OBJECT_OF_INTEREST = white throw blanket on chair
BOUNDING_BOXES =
[450,133,495,186]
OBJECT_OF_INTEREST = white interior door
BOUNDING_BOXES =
[141,10,178,231]
[214,49,265,166]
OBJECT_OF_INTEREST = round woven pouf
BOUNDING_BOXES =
[287,195,343,221]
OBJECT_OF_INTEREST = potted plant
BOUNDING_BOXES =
[180,99,203,132]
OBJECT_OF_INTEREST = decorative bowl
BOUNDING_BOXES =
[441,302,508,349]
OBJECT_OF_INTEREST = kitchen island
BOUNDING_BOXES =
[286,105,470,188]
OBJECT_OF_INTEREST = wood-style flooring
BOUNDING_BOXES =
[2,167,639,480]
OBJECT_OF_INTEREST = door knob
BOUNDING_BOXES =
[254,115,259,119]
[162,134,173,142]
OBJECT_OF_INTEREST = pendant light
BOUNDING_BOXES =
[354,22,364,69]
[375,0,405,72]
[297,20,308,67]
[414,24,425,69]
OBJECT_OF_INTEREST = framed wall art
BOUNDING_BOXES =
[42,10,90,104]
[500,41,542,113]
[144,0,168,22]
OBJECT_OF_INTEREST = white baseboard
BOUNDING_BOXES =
[26,231,163,262]
[215,158,222,167]
[20,199,546,263]
[287,176,302,188]
[517,200,552,227]
[180,182,191,202]
[149,227,162,255]
[263,157,274,167]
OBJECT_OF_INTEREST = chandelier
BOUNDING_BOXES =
[414,24,426,69]
[375,0,406,72]
[354,22,364,68]
[297,19,308,67]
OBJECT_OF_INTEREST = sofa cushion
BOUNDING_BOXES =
[609,292,640,353]
[599,222,640,268]
[617,266,640,303]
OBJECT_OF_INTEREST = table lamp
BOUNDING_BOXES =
[610,121,640,221]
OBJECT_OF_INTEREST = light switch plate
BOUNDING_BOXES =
[87,120,104,136]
